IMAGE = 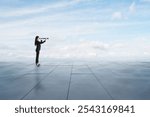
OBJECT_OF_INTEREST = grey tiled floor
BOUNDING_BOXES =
[0,60,150,100]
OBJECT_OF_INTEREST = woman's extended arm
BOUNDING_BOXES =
[40,40,46,44]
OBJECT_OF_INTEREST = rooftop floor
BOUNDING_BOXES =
[0,60,150,100]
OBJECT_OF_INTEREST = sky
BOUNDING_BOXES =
[0,0,150,61]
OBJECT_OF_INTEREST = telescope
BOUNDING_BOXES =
[39,38,49,40]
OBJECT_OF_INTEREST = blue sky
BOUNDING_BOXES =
[0,0,150,61]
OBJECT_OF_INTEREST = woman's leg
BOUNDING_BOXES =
[36,51,40,65]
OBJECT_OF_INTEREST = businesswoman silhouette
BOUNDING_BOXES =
[34,36,46,67]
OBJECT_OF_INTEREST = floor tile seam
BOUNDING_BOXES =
[86,65,114,100]
[11,65,58,80]
[71,73,93,75]
[0,73,48,81]
[97,63,124,78]
[66,64,73,100]
[20,66,58,100]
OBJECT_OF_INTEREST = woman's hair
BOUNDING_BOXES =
[34,36,39,46]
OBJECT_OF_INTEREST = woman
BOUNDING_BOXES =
[34,36,46,66]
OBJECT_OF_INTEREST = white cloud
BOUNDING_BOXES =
[72,0,96,2]
[73,0,85,2]
[41,40,110,59]
[112,11,124,20]
[141,0,150,2]
[1,38,150,61]
[0,1,78,17]
[112,2,137,20]
[38,38,150,61]
[129,2,136,13]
